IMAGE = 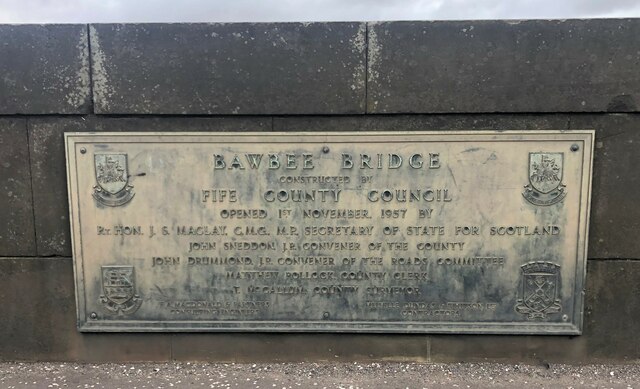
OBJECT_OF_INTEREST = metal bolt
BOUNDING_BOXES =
[322,146,330,154]
[90,312,98,320]
[562,314,569,322]
[570,144,579,152]
[80,147,87,154]
[322,312,330,319]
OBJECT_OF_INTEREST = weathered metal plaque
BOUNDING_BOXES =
[66,131,594,334]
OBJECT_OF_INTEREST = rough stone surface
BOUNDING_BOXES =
[29,121,72,257]
[0,258,637,362]
[170,333,430,362]
[430,260,640,362]
[582,260,640,359]
[0,119,36,256]
[274,114,571,132]
[569,114,640,259]
[28,116,270,257]
[0,25,90,114]
[368,19,640,114]
[90,23,366,114]
[0,257,170,361]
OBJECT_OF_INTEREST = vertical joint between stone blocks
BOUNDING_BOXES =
[364,23,369,115]
[86,24,96,114]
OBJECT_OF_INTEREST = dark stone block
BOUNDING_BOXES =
[0,257,171,361]
[0,119,36,256]
[429,260,640,363]
[430,334,585,364]
[569,114,640,259]
[0,258,638,362]
[170,333,430,362]
[29,116,270,256]
[583,260,640,359]
[368,19,640,114]
[90,23,366,114]
[0,25,90,114]
[274,114,570,132]
[29,121,72,257]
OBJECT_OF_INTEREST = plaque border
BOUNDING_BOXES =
[65,130,594,334]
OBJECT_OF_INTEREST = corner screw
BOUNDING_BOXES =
[323,312,330,319]
[562,314,569,322]
[322,146,330,154]
[90,312,98,320]
[80,147,87,154]
[570,144,579,152]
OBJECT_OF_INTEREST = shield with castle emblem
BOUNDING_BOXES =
[102,266,135,304]
[93,153,135,206]
[99,266,142,315]
[95,154,129,194]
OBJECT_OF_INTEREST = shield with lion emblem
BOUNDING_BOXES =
[522,152,566,206]
[528,153,563,194]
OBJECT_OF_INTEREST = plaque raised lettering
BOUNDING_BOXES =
[65,131,594,334]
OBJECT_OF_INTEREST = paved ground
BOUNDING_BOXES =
[0,362,639,389]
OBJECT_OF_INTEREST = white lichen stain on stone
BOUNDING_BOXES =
[43,233,67,254]
[351,23,366,54]
[349,23,367,95]
[367,23,382,110]
[65,27,91,110]
[89,26,115,112]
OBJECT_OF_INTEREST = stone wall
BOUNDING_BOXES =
[1,19,639,362]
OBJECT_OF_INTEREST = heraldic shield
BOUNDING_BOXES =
[99,266,142,315]
[523,152,566,206]
[93,154,135,207]
[515,262,562,320]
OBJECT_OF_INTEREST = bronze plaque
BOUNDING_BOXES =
[65,131,594,334]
